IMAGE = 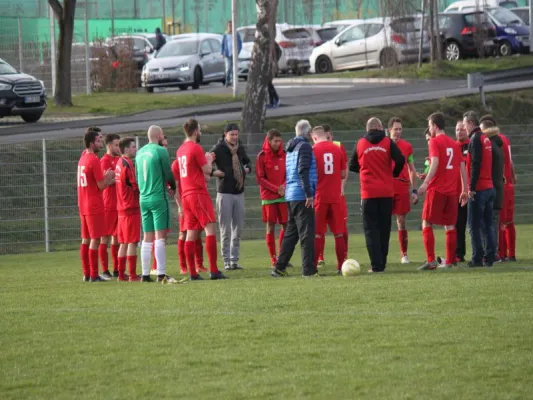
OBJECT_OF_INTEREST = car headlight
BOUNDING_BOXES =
[178,63,190,72]
[505,27,517,35]
[0,82,11,91]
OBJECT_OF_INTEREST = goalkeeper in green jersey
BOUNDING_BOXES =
[136,125,177,283]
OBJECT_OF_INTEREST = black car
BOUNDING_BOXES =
[438,11,498,60]
[0,58,46,123]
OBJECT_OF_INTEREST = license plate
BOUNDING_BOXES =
[24,95,40,104]
[522,40,529,46]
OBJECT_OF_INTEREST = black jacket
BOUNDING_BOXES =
[210,138,252,195]
[349,130,405,177]
[486,128,504,210]
[467,126,484,192]
[155,33,166,51]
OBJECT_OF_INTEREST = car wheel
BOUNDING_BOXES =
[445,41,462,61]
[192,67,202,90]
[499,40,512,57]
[21,112,43,123]
[315,56,332,74]
[178,84,188,91]
[146,87,154,93]
[380,48,398,68]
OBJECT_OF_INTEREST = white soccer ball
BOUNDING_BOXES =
[341,259,361,277]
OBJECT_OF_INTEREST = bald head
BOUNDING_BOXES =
[366,117,383,132]
[147,125,164,144]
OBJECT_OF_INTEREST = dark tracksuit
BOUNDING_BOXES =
[349,130,405,272]
[456,140,470,261]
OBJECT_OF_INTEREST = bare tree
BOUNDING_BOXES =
[48,0,77,106]
[240,0,278,134]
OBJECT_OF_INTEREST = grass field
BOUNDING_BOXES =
[311,55,533,79]
[1,225,532,399]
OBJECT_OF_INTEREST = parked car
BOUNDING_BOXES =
[438,11,498,61]
[306,26,339,47]
[108,33,169,69]
[322,19,364,35]
[444,0,519,12]
[141,34,225,92]
[309,16,430,74]
[510,7,530,25]
[0,58,46,123]
[487,7,530,55]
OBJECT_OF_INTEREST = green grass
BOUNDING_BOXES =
[47,92,240,117]
[1,226,533,399]
[310,56,533,79]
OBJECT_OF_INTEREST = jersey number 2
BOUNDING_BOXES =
[446,148,454,170]
[178,156,187,178]
[77,166,87,187]
[323,153,334,175]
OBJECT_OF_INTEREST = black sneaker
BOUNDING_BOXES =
[141,275,153,283]
[467,261,484,268]
[90,276,107,282]
[210,271,228,280]
[508,256,517,262]
[484,261,494,268]
[102,270,113,280]
[336,269,342,276]
[231,263,244,270]
[271,269,288,278]
[112,270,119,278]
[190,275,204,281]
[82,276,90,282]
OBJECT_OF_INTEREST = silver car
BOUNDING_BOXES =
[141,33,225,92]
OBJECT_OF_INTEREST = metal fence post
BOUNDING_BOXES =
[42,138,50,253]
[85,2,91,95]
[49,6,57,97]
[18,18,23,72]
[135,136,140,151]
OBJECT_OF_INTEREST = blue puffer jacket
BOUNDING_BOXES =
[285,136,317,202]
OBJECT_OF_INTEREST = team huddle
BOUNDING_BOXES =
[76,111,517,282]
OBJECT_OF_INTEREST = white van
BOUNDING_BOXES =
[444,0,519,12]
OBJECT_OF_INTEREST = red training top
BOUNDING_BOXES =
[175,141,209,198]
[393,139,413,195]
[357,137,394,199]
[313,140,346,204]
[115,156,140,215]
[100,154,119,212]
[427,134,462,196]
[77,151,104,216]
[255,136,286,201]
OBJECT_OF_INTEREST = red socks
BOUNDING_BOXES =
[266,233,276,264]
[127,255,137,277]
[195,238,204,268]
[98,243,109,272]
[178,239,187,273]
[278,229,285,252]
[80,243,90,277]
[334,235,347,271]
[205,235,219,273]
[185,241,197,277]
[89,248,99,279]
[118,256,127,279]
[316,235,325,262]
[445,229,457,265]
[111,244,119,272]
[398,229,408,256]
[506,223,516,257]
[343,231,349,259]
[422,227,435,263]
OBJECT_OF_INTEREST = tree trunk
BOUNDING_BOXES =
[240,0,278,135]
[49,0,76,106]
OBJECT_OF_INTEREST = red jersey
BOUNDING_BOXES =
[175,141,209,198]
[467,132,493,191]
[77,151,104,215]
[100,154,119,211]
[314,141,346,204]
[171,159,182,200]
[393,139,413,194]
[500,133,513,185]
[255,141,286,202]
[427,134,461,196]
[115,156,139,214]
[357,137,394,199]
[456,139,470,194]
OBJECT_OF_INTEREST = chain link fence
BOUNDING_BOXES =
[1,126,532,254]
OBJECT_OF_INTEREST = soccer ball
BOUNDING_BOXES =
[341,259,361,277]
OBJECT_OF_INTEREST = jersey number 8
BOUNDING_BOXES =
[323,153,334,175]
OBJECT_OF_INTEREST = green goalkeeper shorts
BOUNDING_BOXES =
[140,199,171,233]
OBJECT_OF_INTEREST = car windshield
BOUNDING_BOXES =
[0,60,17,74]
[240,28,256,43]
[513,9,529,24]
[156,40,198,58]
[317,28,338,41]
[391,17,422,32]
[489,7,523,25]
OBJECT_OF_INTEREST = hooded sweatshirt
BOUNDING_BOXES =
[255,137,286,203]
[349,130,405,199]
[210,137,252,195]
[284,136,317,202]
[484,127,504,210]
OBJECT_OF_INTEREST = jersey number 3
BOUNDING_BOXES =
[446,148,454,170]
[178,156,187,178]
[323,153,334,175]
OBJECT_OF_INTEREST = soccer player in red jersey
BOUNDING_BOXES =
[388,117,418,264]
[175,118,227,280]
[255,129,288,267]
[115,137,141,282]
[418,113,468,270]
[454,120,470,263]
[99,133,121,279]
[312,126,347,274]
[78,127,115,282]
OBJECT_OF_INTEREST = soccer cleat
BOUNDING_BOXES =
[190,275,204,281]
[417,261,438,271]
[336,269,342,276]
[508,256,517,262]
[224,262,232,271]
[401,256,409,264]
[157,275,178,284]
[90,276,107,282]
[302,273,322,278]
[117,275,130,282]
[101,270,113,280]
[149,269,158,276]
[112,270,119,278]
[271,269,289,278]
[82,276,90,282]
[437,264,454,269]
[141,275,153,283]
[129,275,142,282]
[436,256,443,266]
[317,260,326,269]
[210,271,229,280]
[197,265,208,273]
[231,263,244,270]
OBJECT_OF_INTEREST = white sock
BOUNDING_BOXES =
[154,239,166,276]
[141,241,153,276]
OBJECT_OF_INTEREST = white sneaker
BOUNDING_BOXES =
[99,274,112,281]
[149,269,158,276]
[401,256,409,264]
[224,262,231,271]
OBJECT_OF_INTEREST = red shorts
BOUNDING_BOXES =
[392,192,411,216]
[80,213,106,240]
[500,185,515,223]
[182,193,216,231]
[315,202,344,235]
[262,202,289,224]
[422,190,458,226]
[104,210,118,237]
[117,214,141,244]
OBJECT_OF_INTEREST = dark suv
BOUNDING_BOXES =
[438,11,498,60]
[0,58,46,123]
